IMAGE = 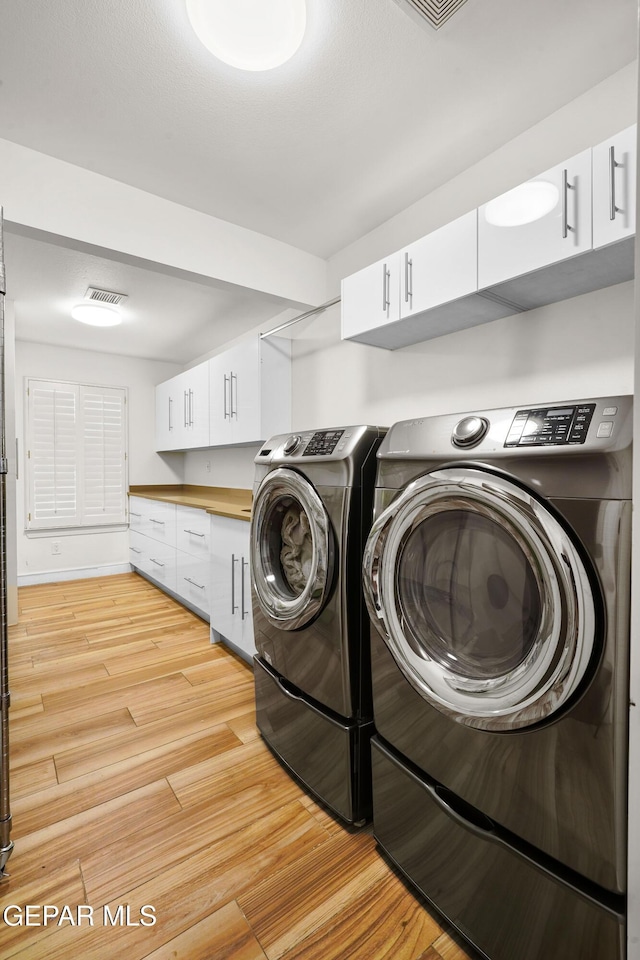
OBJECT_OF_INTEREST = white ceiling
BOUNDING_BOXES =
[0,0,637,363]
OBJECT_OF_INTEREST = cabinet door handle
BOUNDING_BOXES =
[130,547,142,554]
[241,557,249,620]
[189,389,194,426]
[609,145,621,221]
[382,263,390,312]
[184,576,205,590]
[231,554,239,613]
[230,372,237,419]
[184,390,189,428]
[149,518,165,525]
[404,252,413,304]
[150,557,165,567]
[183,528,205,538]
[561,168,575,239]
[168,396,173,431]
[223,374,230,420]
[130,511,141,517]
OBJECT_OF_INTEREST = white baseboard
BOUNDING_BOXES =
[18,563,133,586]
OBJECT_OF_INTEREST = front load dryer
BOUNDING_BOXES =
[363,397,631,960]
[251,425,385,824]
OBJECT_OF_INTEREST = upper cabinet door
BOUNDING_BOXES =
[478,149,592,289]
[400,211,478,317]
[181,362,210,448]
[592,125,637,250]
[226,339,261,445]
[341,252,401,342]
[155,377,181,451]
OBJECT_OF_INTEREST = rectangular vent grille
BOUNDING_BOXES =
[395,0,470,30]
[85,286,128,306]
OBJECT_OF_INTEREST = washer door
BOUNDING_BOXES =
[363,466,597,730]
[251,467,334,631]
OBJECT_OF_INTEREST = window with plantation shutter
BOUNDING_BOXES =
[26,379,128,530]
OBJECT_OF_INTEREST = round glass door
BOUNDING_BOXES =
[251,467,334,630]
[363,467,597,730]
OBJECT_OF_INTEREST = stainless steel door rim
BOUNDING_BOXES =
[251,467,334,631]
[363,466,597,730]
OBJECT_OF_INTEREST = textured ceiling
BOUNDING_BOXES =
[0,0,637,361]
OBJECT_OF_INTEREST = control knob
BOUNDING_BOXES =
[283,435,302,455]
[451,416,489,448]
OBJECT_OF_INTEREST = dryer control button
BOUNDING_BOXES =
[597,421,614,438]
[452,416,489,448]
[283,435,302,455]
[602,406,618,417]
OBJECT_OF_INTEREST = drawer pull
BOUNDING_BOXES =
[183,529,205,537]
[130,547,142,554]
[184,577,205,590]
[150,558,165,567]
[130,511,142,517]
[149,518,165,525]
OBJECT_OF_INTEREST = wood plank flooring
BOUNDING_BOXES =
[0,573,473,960]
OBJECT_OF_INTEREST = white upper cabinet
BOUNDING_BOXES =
[155,363,210,452]
[478,148,593,291]
[342,211,515,350]
[592,124,636,250]
[341,252,401,341]
[209,336,291,447]
[401,211,478,317]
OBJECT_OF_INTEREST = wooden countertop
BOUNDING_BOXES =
[129,484,252,522]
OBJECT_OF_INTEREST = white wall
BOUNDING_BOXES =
[15,338,182,580]
[292,281,635,429]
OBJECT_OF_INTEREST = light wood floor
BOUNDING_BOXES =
[0,573,473,960]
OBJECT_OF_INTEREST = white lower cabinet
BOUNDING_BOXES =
[209,515,255,664]
[174,505,211,618]
[129,497,209,620]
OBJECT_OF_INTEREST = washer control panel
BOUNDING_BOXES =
[302,429,345,456]
[505,403,596,447]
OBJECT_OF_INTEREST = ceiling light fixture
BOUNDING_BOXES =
[71,301,122,327]
[484,181,560,227]
[185,0,306,71]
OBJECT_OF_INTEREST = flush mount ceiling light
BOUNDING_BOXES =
[484,181,560,227]
[185,0,306,71]
[71,301,122,327]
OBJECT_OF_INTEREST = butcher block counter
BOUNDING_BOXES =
[128,484,252,521]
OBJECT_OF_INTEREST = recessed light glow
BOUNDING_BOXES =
[484,181,560,227]
[185,0,306,71]
[71,301,122,327]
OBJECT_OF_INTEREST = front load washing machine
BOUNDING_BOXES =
[251,425,385,824]
[363,397,631,960]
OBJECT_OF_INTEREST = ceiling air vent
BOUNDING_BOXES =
[391,0,470,30]
[84,286,128,306]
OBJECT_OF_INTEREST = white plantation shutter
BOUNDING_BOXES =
[82,388,127,523]
[26,379,128,530]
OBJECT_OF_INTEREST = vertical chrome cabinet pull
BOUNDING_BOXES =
[184,390,189,428]
[168,396,173,431]
[189,389,194,426]
[231,553,238,613]
[231,373,237,419]
[223,374,230,420]
[404,252,413,304]
[241,557,248,620]
[561,168,573,239]
[609,145,621,221]
[382,263,391,313]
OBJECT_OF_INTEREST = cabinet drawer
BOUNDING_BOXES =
[140,543,177,593]
[128,497,147,533]
[129,529,148,566]
[175,551,210,616]
[176,505,211,560]
[145,501,176,547]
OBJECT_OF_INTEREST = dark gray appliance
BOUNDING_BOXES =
[363,397,631,960]
[0,209,13,876]
[251,425,385,824]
